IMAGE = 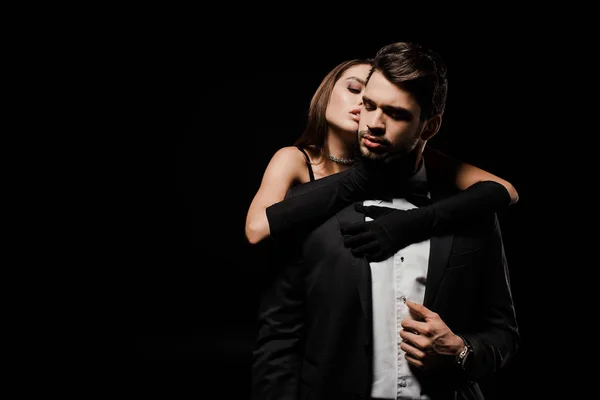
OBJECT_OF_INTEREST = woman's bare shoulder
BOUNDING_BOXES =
[270,146,307,163]
[264,146,308,176]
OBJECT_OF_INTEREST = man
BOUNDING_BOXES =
[252,42,519,400]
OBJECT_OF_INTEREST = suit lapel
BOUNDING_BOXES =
[353,254,372,322]
[424,233,454,307]
[423,182,457,308]
[337,206,372,322]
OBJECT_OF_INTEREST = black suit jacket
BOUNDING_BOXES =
[252,169,519,400]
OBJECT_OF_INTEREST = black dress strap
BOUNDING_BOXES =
[295,145,315,182]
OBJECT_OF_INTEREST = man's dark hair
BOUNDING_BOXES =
[369,42,448,120]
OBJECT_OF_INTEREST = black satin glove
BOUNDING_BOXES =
[342,181,511,262]
[342,204,431,262]
[266,147,415,242]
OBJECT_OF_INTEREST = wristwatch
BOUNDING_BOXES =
[456,341,473,370]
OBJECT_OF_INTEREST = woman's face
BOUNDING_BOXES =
[325,64,371,135]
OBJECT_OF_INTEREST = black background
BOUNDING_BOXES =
[136,21,564,399]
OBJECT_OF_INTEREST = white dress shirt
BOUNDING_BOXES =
[368,195,432,400]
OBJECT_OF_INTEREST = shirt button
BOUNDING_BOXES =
[400,256,404,262]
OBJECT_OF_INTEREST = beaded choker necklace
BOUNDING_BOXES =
[327,154,354,165]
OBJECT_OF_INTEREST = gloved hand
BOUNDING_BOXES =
[342,204,431,262]
[266,146,415,242]
[342,181,511,262]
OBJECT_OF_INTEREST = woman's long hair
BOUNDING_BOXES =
[294,59,372,150]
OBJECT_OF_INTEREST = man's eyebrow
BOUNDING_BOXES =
[363,95,415,119]
[345,76,366,85]
[383,106,413,120]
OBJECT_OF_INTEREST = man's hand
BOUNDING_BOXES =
[399,300,464,371]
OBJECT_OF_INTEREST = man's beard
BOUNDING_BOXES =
[357,130,387,160]
[357,129,415,163]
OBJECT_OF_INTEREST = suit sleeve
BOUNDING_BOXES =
[460,214,520,381]
[251,249,306,400]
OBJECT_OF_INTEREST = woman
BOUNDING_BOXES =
[245,59,518,246]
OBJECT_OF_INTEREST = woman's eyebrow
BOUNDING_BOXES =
[345,76,366,85]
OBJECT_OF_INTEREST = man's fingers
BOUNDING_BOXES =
[399,328,428,350]
[401,318,428,334]
[405,300,434,319]
[400,340,427,361]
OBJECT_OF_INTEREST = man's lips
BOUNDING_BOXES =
[362,136,386,150]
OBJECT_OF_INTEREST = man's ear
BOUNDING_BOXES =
[420,115,442,141]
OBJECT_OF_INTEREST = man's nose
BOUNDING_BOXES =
[366,110,385,134]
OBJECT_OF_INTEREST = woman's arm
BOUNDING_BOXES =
[424,147,519,204]
[245,147,306,245]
